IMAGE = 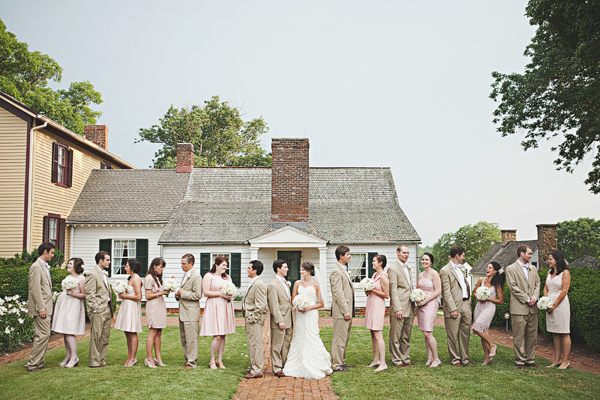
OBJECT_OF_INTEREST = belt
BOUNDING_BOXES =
[462,297,469,301]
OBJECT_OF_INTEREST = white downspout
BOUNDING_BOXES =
[26,121,48,251]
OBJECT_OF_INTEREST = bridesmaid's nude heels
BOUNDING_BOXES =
[144,359,157,368]
[216,361,227,370]
[58,359,69,367]
[209,361,218,370]
[154,357,166,367]
[489,344,497,357]
[65,357,79,368]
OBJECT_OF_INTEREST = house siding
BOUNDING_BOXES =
[0,108,27,257]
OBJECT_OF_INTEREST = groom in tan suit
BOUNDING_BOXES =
[25,242,55,372]
[440,245,472,366]
[330,245,355,372]
[243,260,267,378]
[388,245,415,366]
[505,245,540,368]
[267,259,293,377]
[175,253,202,369]
[86,251,113,368]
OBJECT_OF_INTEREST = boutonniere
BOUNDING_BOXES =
[286,280,291,288]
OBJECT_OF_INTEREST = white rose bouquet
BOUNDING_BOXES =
[475,286,490,301]
[162,277,177,292]
[112,281,128,296]
[292,293,311,311]
[410,288,425,303]
[359,277,374,291]
[538,296,553,310]
[62,276,78,291]
[221,282,236,303]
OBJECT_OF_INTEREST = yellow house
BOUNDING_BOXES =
[0,91,135,258]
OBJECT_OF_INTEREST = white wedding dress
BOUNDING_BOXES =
[282,285,333,379]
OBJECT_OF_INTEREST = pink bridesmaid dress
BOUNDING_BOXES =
[365,272,387,331]
[416,274,438,332]
[200,273,236,336]
[115,284,143,333]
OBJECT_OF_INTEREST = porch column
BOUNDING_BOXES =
[318,246,329,307]
[250,246,259,261]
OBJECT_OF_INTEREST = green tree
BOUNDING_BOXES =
[137,96,271,168]
[431,222,501,271]
[557,217,600,261]
[0,19,103,134]
[489,0,600,194]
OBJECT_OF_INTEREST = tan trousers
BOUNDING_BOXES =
[444,299,472,365]
[25,316,51,370]
[331,318,352,369]
[512,313,538,365]
[88,309,112,367]
[270,326,293,373]
[389,313,414,365]
[179,320,199,368]
[245,320,264,374]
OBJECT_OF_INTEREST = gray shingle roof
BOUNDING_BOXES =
[158,167,420,244]
[67,169,190,223]
[471,240,538,275]
[569,256,600,270]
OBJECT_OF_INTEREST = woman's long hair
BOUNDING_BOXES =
[210,256,229,279]
[148,257,166,287]
[549,251,568,275]
[489,261,506,289]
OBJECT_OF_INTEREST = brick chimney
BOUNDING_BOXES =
[84,125,108,149]
[537,224,558,269]
[176,143,194,173]
[271,138,309,229]
[501,229,517,246]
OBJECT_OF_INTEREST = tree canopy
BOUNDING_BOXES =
[557,217,600,261]
[490,0,600,194]
[137,96,271,168]
[431,222,501,271]
[0,19,103,135]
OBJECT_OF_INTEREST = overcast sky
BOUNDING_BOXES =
[3,1,599,247]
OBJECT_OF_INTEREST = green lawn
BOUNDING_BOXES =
[321,326,600,400]
[0,326,248,400]
[1,325,599,400]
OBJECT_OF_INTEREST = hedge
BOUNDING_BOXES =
[473,266,600,352]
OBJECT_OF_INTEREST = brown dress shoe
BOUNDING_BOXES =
[342,364,355,368]
[463,362,474,366]
[403,362,414,366]
[526,363,540,368]
[516,364,525,369]
[451,362,463,367]
[244,373,264,379]
[274,371,286,377]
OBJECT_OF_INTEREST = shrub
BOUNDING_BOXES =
[0,295,34,353]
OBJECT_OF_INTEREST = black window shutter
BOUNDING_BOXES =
[58,218,66,254]
[99,239,112,277]
[136,239,149,277]
[230,253,241,287]
[66,149,73,187]
[42,216,50,242]
[368,252,378,279]
[200,253,210,277]
[51,142,59,183]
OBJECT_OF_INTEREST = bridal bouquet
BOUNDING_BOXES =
[475,286,490,301]
[292,293,310,311]
[221,282,236,303]
[359,277,374,291]
[162,277,177,292]
[62,276,78,291]
[538,296,553,310]
[112,281,128,296]
[410,288,425,303]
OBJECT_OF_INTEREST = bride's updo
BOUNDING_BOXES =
[301,261,315,276]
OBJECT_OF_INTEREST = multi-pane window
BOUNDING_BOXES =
[112,239,136,275]
[348,253,367,283]
[51,142,73,187]
[43,214,65,253]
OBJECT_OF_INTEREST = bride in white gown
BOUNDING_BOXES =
[283,262,333,379]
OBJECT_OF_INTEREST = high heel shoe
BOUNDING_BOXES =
[145,359,157,368]
[209,361,218,370]
[216,361,226,370]
[133,359,137,366]
[489,344,497,357]
[558,362,571,370]
[154,357,166,367]
[58,359,69,367]
[65,357,79,368]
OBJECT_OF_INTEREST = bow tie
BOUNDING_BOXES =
[523,264,529,269]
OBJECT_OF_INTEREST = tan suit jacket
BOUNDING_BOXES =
[267,277,292,328]
[179,268,202,322]
[27,259,53,317]
[440,262,471,317]
[243,277,267,325]
[505,261,540,315]
[85,266,111,315]
[329,263,355,318]
[388,260,413,317]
